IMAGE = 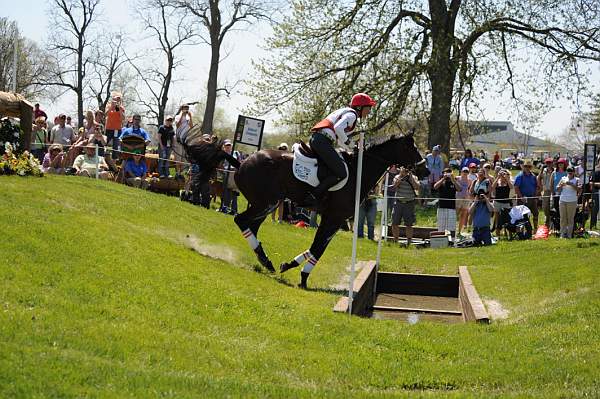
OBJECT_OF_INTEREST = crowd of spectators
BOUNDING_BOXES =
[387,145,600,245]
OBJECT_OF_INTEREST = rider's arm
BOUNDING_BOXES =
[332,112,357,147]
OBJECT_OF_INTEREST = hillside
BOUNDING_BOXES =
[1,175,599,398]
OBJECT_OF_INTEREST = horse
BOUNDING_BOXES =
[233,133,429,288]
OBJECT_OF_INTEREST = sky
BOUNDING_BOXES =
[2,0,599,140]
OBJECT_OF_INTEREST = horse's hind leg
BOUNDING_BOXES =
[234,203,278,272]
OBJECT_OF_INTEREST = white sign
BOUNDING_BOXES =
[241,118,262,146]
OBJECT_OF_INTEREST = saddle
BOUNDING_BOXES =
[291,142,348,191]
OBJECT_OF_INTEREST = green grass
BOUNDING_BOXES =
[1,175,599,398]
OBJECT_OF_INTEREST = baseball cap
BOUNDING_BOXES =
[461,167,469,172]
[544,157,553,163]
[432,145,441,151]
[165,115,174,121]
[523,159,533,166]
[223,139,232,145]
[468,162,477,168]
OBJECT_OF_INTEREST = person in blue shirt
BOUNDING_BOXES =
[119,114,151,144]
[469,188,494,246]
[514,159,540,229]
[459,149,481,170]
[124,150,148,189]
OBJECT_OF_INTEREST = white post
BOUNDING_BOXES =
[95,144,99,179]
[348,132,365,315]
[374,171,390,300]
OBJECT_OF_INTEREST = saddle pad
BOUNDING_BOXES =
[292,145,348,191]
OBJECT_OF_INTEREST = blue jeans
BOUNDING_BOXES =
[358,198,377,239]
[220,186,238,214]
[158,146,171,176]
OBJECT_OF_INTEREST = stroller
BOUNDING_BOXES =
[503,205,533,240]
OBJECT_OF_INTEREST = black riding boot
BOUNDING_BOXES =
[298,271,310,289]
[304,175,340,207]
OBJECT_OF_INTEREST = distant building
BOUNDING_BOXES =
[466,121,568,157]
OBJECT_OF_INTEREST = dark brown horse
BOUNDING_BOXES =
[233,133,429,288]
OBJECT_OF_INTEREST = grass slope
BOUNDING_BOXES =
[1,175,599,398]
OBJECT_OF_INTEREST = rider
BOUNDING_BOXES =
[304,93,376,206]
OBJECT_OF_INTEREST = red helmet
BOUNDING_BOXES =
[557,158,567,165]
[350,93,376,108]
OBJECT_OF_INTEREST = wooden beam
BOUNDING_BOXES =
[459,266,490,323]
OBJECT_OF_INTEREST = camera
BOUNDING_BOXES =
[477,189,486,200]
[115,105,120,111]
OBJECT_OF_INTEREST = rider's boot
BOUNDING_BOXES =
[254,243,275,273]
[298,271,310,289]
[303,175,340,207]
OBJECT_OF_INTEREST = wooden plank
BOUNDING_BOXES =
[376,272,459,297]
[372,305,462,315]
[332,261,377,315]
[459,266,490,323]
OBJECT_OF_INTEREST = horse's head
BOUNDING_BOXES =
[374,133,429,179]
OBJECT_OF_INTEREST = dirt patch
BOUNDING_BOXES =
[483,299,510,320]
[181,234,238,264]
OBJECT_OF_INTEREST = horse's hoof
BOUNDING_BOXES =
[262,259,275,273]
[280,261,298,273]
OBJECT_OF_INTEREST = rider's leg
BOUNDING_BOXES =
[305,134,347,204]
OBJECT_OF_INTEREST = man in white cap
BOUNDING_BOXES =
[426,145,445,196]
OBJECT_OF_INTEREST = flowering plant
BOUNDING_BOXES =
[0,142,43,177]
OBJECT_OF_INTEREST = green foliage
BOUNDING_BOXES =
[1,176,600,397]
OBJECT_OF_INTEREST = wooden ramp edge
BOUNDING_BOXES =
[333,261,377,315]
[458,266,490,324]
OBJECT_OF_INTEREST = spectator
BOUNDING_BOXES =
[41,144,65,174]
[30,117,48,162]
[538,158,555,226]
[426,145,444,195]
[557,167,581,238]
[174,103,193,178]
[83,110,96,138]
[157,115,175,177]
[33,103,48,121]
[469,167,492,196]
[460,149,480,170]
[218,139,240,215]
[72,145,110,179]
[49,114,76,146]
[514,159,540,230]
[120,114,151,143]
[104,95,125,159]
[357,188,378,240]
[491,168,513,234]
[95,109,105,125]
[590,163,600,230]
[456,166,472,237]
[124,150,149,189]
[391,166,419,245]
[434,167,461,238]
[66,116,73,127]
[469,188,494,246]
[550,158,567,214]
[190,133,214,208]
[467,162,478,182]
[482,163,493,179]
[493,150,500,165]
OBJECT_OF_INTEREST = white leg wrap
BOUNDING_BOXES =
[301,254,318,274]
[242,229,259,250]
[294,250,312,265]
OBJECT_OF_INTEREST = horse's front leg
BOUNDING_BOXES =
[235,204,278,272]
[281,219,341,289]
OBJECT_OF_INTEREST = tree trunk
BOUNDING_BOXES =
[77,39,84,128]
[158,53,173,126]
[201,2,221,136]
[426,0,459,153]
